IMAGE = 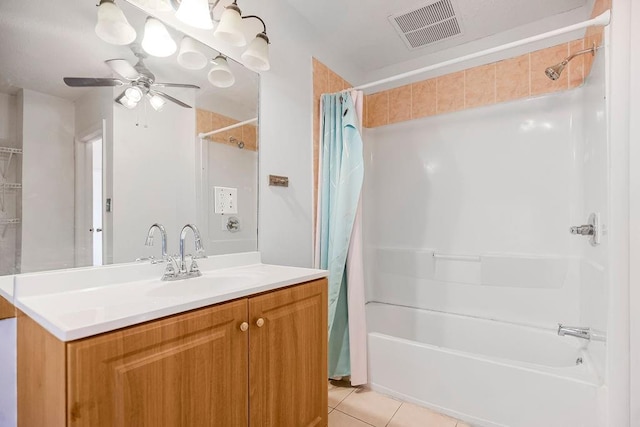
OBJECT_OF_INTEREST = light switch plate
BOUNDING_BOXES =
[214,186,238,214]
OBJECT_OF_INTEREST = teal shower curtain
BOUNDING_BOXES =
[317,93,364,378]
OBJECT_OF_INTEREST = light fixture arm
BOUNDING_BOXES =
[241,15,268,36]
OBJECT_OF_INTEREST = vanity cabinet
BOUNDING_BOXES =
[18,278,328,427]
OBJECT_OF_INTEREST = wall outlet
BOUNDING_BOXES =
[214,186,238,214]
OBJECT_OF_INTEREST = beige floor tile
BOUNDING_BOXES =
[336,389,402,427]
[329,382,355,408]
[329,406,334,414]
[387,402,458,427]
[329,410,373,427]
[455,422,472,427]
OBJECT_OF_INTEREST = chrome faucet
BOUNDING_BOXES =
[143,223,168,263]
[557,324,591,340]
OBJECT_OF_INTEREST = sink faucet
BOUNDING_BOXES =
[557,324,591,340]
[144,223,168,263]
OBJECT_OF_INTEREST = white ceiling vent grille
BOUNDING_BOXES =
[389,0,464,50]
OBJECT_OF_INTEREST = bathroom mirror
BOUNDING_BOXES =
[0,0,259,275]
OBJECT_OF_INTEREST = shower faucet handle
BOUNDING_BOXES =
[569,212,601,246]
[569,224,594,236]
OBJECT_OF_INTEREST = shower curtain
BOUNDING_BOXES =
[315,90,367,385]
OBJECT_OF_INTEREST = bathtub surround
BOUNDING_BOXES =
[362,45,608,425]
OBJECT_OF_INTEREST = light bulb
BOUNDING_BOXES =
[177,37,208,70]
[241,33,270,71]
[141,17,177,57]
[208,56,235,88]
[176,0,214,30]
[95,0,137,46]
[214,4,246,47]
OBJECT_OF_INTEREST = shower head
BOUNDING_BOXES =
[544,43,597,81]
[545,61,568,81]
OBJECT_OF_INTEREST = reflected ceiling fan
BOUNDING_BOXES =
[63,46,200,110]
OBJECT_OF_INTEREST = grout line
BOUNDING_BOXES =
[332,408,376,426]
[385,402,403,427]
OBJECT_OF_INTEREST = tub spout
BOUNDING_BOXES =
[557,324,591,340]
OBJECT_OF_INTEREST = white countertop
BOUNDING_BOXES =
[0,275,13,303]
[13,252,327,341]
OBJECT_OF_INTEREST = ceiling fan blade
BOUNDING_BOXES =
[105,59,140,80]
[153,83,201,89]
[64,77,124,87]
[151,90,193,109]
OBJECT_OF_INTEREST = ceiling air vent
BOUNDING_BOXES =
[389,0,464,50]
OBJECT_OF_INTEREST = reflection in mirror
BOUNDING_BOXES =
[0,0,259,275]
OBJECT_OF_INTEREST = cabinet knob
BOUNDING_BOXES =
[240,322,249,332]
[256,318,265,328]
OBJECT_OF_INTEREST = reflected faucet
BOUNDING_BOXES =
[144,223,168,263]
[179,224,205,274]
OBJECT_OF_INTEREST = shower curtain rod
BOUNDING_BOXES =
[350,10,611,92]
[198,117,258,138]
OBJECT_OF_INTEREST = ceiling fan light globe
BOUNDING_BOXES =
[148,94,167,111]
[208,56,235,88]
[177,37,208,70]
[214,6,246,47]
[115,91,138,109]
[124,86,143,102]
[95,0,137,45]
[241,33,270,71]
[176,0,214,30]
[142,17,177,57]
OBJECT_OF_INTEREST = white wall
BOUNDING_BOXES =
[19,89,75,273]
[363,87,606,328]
[112,89,197,262]
[0,93,20,276]
[201,141,257,255]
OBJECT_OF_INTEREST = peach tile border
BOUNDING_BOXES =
[363,32,607,129]
[196,109,258,151]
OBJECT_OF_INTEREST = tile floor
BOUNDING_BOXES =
[328,381,471,427]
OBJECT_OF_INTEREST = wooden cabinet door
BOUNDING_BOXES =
[248,279,328,427]
[67,299,249,427]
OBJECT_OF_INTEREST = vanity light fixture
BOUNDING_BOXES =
[141,17,177,57]
[95,0,137,45]
[176,0,214,29]
[136,0,173,11]
[241,20,270,71]
[214,1,246,46]
[208,55,235,88]
[170,0,272,72]
[177,37,208,70]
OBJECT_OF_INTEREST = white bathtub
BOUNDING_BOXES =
[366,303,604,427]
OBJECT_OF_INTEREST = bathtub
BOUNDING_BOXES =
[366,302,604,427]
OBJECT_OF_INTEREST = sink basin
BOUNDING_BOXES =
[146,273,261,297]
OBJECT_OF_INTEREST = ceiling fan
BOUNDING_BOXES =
[63,47,200,110]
